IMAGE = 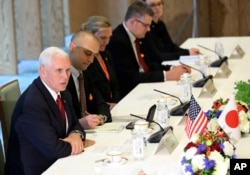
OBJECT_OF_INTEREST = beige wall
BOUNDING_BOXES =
[14,0,42,60]
[41,0,65,47]
[68,0,130,32]
[97,0,130,29]
[0,0,17,74]
[68,0,98,33]
[1,0,250,75]
[67,0,250,45]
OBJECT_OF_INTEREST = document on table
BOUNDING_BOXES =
[89,136,158,157]
[179,55,200,63]
[85,123,124,133]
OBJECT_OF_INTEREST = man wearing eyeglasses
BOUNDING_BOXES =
[142,0,200,61]
[67,30,112,129]
[106,0,190,98]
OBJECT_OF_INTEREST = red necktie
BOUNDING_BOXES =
[135,38,149,72]
[78,72,87,116]
[56,95,66,128]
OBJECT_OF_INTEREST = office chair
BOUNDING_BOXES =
[0,79,21,158]
[0,140,4,175]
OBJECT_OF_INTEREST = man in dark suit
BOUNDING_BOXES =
[106,0,191,98]
[5,47,85,175]
[67,30,112,129]
[142,0,200,62]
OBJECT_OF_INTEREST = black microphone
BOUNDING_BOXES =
[179,61,213,88]
[130,114,173,143]
[198,44,228,67]
[153,89,189,116]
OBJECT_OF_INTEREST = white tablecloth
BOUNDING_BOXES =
[43,36,250,175]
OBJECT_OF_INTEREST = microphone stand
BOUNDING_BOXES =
[130,114,173,143]
[197,44,228,67]
[179,61,213,88]
[130,114,164,132]
[153,89,190,116]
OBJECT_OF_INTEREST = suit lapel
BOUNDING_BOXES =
[101,52,111,73]
[93,58,104,76]
[34,78,67,134]
[95,53,111,83]
[60,92,72,130]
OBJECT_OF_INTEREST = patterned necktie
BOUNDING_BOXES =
[56,95,66,128]
[134,38,149,72]
[78,72,87,116]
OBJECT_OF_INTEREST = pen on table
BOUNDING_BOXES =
[85,111,91,115]
[85,111,104,125]
[130,114,146,120]
[95,158,106,163]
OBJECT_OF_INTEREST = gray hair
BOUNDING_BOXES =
[125,0,154,21]
[39,46,68,67]
[80,16,111,34]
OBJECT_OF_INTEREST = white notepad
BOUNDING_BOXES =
[85,123,124,133]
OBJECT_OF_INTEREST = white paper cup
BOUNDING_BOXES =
[107,150,122,163]
[134,120,148,131]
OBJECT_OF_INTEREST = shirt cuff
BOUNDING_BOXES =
[70,130,85,140]
[163,71,167,81]
[79,117,90,129]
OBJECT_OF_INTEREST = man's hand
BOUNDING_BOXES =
[79,115,100,129]
[107,102,116,110]
[61,133,84,155]
[166,65,191,81]
[189,48,200,55]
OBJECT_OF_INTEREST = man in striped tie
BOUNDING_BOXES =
[67,30,112,129]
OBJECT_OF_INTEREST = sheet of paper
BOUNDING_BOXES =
[179,55,200,63]
[85,123,124,133]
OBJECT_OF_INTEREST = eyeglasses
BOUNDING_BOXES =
[135,19,151,28]
[149,1,164,8]
[75,46,98,57]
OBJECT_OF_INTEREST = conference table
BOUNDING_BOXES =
[42,37,250,175]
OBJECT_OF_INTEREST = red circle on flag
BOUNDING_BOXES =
[225,110,239,128]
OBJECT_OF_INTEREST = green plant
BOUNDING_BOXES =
[234,80,250,105]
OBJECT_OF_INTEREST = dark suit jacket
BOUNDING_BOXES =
[106,24,171,98]
[86,51,120,103]
[5,77,85,175]
[67,71,112,122]
[142,20,189,61]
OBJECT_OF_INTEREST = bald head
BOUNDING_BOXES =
[69,30,100,71]
[70,30,99,54]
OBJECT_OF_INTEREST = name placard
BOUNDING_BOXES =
[155,128,179,155]
[214,61,232,78]
[198,79,217,98]
[230,44,245,59]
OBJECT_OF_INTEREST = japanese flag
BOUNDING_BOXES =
[218,95,241,143]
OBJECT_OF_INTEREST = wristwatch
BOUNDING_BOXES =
[98,114,107,125]
[71,130,85,140]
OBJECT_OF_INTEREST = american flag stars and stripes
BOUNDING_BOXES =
[185,95,208,139]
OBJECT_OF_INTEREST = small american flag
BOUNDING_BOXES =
[185,95,208,139]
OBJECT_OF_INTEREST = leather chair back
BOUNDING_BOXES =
[0,79,21,158]
[0,140,4,175]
